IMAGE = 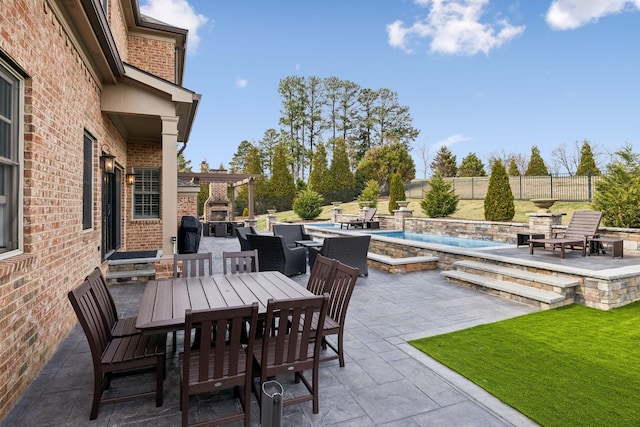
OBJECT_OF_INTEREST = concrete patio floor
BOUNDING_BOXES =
[1,236,540,427]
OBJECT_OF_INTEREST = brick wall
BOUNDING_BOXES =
[126,142,163,251]
[127,35,176,83]
[0,1,144,421]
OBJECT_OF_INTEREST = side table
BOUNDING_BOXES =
[517,232,545,248]
[589,237,623,258]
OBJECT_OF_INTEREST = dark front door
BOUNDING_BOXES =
[102,169,122,259]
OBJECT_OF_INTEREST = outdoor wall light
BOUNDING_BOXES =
[100,146,116,174]
[126,173,135,185]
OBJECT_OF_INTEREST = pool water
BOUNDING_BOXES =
[371,231,506,248]
[305,223,506,248]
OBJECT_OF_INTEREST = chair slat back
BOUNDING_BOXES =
[564,210,602,240]
[326,262,359,326]
[222,250,259,274]
[183,303,259,385]
[68,280,112,362]
[85,267,118,328]
[174,252,213,278]
[363,208,377,221]
[307,255,338,295]
[262,295,328,368]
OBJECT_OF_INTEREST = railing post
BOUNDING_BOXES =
[587,171,592,201]
[549,174,553,199]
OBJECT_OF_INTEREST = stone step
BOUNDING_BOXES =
[442,270,570,309]
[453,260,579,290]
[106,268,155,285]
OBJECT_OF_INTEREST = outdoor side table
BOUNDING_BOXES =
[517,232,545,248]
[589,237,623,258]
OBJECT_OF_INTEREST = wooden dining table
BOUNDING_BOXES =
[135,270,313,334]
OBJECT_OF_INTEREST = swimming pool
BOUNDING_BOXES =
[305,223,507,248]
[369,231,506,248]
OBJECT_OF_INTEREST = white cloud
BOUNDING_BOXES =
[546,0,640,30]
[433,134,470,152]
[387,0,525,56]
[140,0,208,53]
[235,78,248,89]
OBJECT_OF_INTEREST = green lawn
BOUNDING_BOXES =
[410,302,640,426]
[264,199,592,226]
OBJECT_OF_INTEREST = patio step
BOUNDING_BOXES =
[453,260,580,292]
[442,261,577,309]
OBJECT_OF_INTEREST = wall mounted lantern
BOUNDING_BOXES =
[100,146,115,174]
[126,172,135,186]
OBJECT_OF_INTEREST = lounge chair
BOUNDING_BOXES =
[339,208,377,229]
[235,226,257,250]
[528,210,602,259]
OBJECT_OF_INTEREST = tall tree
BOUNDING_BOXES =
[593,145,640,227]
[177,152,192,172]
[484,161,515,221]
[525,146,549,176]
[308,142,331,202]
[235,144,267,215]
[576,140,600,176]
[431,146,458,177]
[266,142,296,212]
[229,140,254,173]
[354,88,377,161]
[304,76,325,172]
[388,172,406,213]
[278,76,306,180]
[357,142,416,185]
[257,129,279,177]
[457,152,486,177]
[328,138,357,203]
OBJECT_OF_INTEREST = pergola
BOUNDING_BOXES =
[177,172,261,220]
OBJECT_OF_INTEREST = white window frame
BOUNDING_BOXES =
[0,58,24,259]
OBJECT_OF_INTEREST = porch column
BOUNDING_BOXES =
[161,116,179,258]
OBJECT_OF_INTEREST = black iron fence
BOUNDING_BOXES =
[405,173,603,202]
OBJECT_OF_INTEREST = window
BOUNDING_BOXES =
[82,133,93,230]
[133,168,160,218]
[0,61,22,256]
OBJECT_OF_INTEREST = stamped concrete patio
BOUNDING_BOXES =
[1,236,539,427]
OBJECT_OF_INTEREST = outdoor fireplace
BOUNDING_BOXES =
[203,180,232,223]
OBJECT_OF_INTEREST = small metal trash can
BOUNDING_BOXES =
[261,380,283,427]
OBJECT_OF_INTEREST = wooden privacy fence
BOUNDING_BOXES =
[405,174,603,202]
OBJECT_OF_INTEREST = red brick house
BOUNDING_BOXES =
[0,0,200,420]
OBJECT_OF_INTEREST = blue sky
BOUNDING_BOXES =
[140,0,640,177]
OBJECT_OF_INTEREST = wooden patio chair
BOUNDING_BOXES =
[315,261,359,367]
[528,210,603,258]
[222,249,260,274]
[85,267,138,337]
[252,294,329,414]
[67,279,165,420]
[180,303,259,427]
[173,252,213,278]
[339,207,377,229]
[306,254,338,295]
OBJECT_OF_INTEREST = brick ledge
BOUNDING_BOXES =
[0,254,37,279]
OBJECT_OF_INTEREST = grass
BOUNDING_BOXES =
[410,302,640,426]
[261,199,593,228]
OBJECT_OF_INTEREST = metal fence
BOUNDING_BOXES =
[405,174,603,202]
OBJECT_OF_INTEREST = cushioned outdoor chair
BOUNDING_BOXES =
[528,210,602,259]
[235,226,258,251]
[273,223,312,248]
[308,235,371,276]
[246,234,307,276]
